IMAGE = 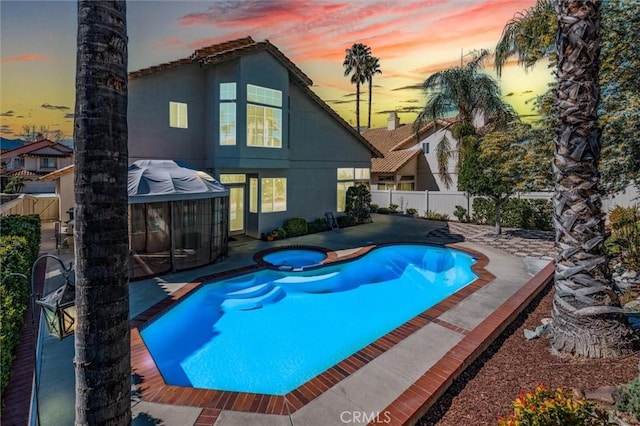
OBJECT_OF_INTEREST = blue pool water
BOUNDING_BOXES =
[262,248,327,268]
[141,244,477,395]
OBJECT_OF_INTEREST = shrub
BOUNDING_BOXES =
[376,207,391,215]
[369,203,379,212]
[607,205,640,271]
[388,203,399,212]
[0,214,41,261]
[471,197,553,230]
[472,197,495,224]
[261,228,286,241]
[422,210,449,221]
[498,384,611,426]
[336,215,356,228]
[405,208,418,216]
[618,378,640,421]
[453,205,470,222]
[0,235,33,403]
[345,184,372,224]
[307,218,330,234]
[282,217,308,238]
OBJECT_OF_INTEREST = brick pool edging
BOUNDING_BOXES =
[129,243,498,422]
[375,260,555,426]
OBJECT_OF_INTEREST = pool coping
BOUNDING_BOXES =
[129,243,554,425]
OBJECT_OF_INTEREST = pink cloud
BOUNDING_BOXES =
[1,54,53,64]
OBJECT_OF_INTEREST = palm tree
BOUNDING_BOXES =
[414,49,516,189]
[494,0,555,77]
[364,55,381,129]
[74,1,131,423]
[343,43,371,133]
[548,0,635,358]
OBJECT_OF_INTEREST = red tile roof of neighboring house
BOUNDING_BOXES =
[363,119,453,174]
[1,139,73,158]
[3,168,43,177]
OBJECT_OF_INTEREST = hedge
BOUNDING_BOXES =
[0,214,41,405]
[282,217,308,238]
[471,197,553,230]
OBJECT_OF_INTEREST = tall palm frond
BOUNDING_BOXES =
[435,135,454,189]
[495,0,555,76]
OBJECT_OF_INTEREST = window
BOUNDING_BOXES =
[336,167,370,212]
[40,158,56,168]
[398,176,415,191]
[13,158,24,169]
[220,83,236,145]
[247,84,282,148]
[169,102,188,128]
[261,178,286,213]
[422,142,429,154]
[219,174,246,184]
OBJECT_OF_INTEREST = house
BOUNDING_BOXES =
[1,135,73,177]
[363,113,459,191]
[128,37,381,238]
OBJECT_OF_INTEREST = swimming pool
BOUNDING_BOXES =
[140,244,478,395]
[260,248,327,269]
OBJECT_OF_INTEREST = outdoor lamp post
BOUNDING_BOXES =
[31,254,76,340]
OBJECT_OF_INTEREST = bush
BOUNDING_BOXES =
[406,208,418,216]
[606,205,640,271]
[0,235,35,404]
[282,217,308,238]
[498,384,611,426]
[422,210,449,221]
[453,205,470,222]
[618,378,640,421]
[0,214,41,261]
[376,207,391,215]
[369,203,379,212]
[388,203,399,212]
[471,197,553,230]
[345,185,372,224]
[261,228,287,241]
[336,215,356,228]
[307,218,330,234]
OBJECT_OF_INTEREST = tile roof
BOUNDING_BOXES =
[1,139,73,158]
[129,37,313,86]
[3,168,43,177]
[363,119,453,174]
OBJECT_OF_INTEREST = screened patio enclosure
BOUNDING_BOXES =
[128,160,229,279]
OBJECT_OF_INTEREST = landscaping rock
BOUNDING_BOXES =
[624,300,640,313]
[584,386,619,404]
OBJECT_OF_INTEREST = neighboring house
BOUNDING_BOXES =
[363,113,459,191]
[1,135,74,179]
[128,36,381,238]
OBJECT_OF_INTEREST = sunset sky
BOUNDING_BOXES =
[0,0,554,141]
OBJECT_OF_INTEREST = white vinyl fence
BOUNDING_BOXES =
[371,185,639,221]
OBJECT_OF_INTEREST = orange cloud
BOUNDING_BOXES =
[1,54,53,64]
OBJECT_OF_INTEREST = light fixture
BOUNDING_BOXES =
[32,255,76,340]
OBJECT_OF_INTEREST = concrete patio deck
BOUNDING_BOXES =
[3,214,555,426]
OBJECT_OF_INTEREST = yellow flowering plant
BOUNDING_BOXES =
[498,384,614,426]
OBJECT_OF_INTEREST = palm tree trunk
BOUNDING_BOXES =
[367,78,373,129]
[549,0,636,358]
[356,81,361,133]
[74,1,131,424]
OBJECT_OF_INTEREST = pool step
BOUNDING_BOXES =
[226,282,272,299]
[275,272,341,293]
[221,286,285,312]
[214,275,257,293]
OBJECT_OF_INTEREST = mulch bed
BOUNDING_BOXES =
[417,283,640,425]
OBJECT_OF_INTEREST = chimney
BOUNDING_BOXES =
[387,112,400,131]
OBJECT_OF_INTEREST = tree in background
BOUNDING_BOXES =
[343,43,371,133]
[495,0,640,195]
[364,55,381,129]
[458,122,549,235]
[74,0,131,423]
[548,0,635,358]
[414,50,516,189]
